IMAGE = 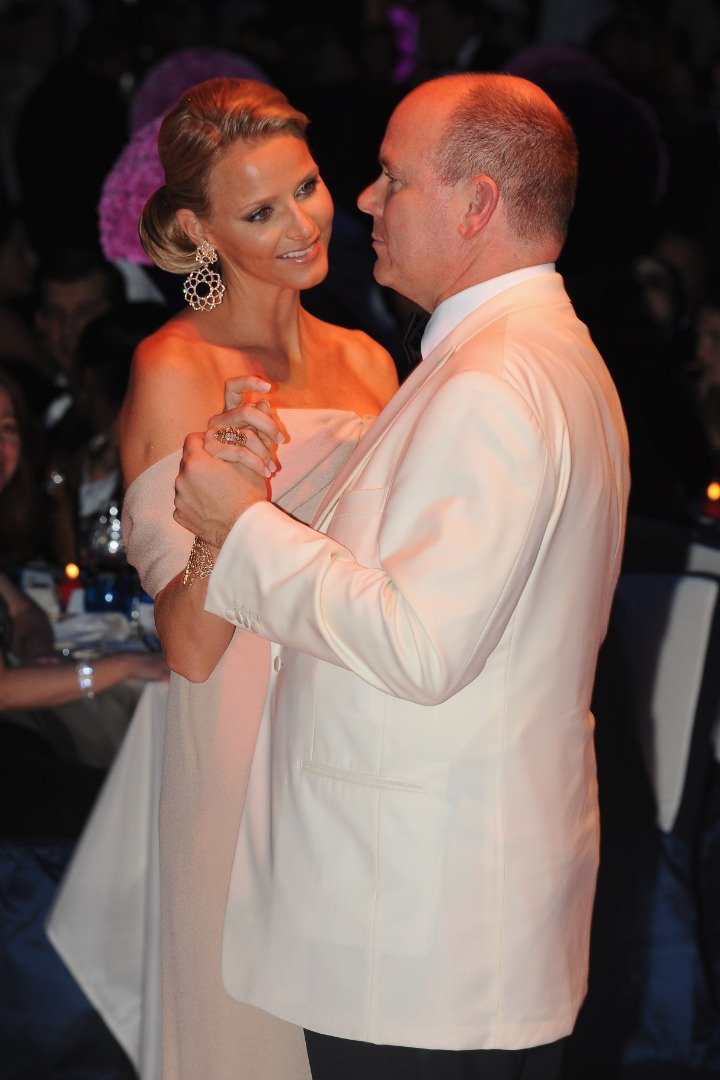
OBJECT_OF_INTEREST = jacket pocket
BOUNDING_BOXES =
[301,760,426,793]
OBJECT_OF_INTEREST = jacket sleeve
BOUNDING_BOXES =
[205,369,556,705]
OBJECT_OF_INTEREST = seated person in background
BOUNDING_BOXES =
[29,248,128,559]
[692,277,720,470]
[32,247,126,443]
[0,367,168,836]
[0,363,52,568]
[48,301,167,569]
[570,256,714,521]
[0,196,43,376]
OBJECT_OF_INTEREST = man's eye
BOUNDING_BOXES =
[247,206,272,223]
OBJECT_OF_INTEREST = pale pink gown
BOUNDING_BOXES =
[122,410,372,1079]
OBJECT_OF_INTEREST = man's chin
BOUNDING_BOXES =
[371,259,391,289]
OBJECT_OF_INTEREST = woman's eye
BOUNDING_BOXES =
[297,177,318,198]
[247,206,272,223]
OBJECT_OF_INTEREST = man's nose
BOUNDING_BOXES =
[357,179,380,216]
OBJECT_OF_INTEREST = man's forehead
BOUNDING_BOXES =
[385,87,454,152]
[43,272,108,306]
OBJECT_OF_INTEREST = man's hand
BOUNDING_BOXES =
[174,431,268,550]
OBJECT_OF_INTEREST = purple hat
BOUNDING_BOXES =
[99,116,164,264]
[130,45,271,133]
[99,47,273,263]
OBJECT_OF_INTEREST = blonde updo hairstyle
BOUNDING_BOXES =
[140,78,309,274]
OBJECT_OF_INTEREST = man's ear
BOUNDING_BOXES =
[176,207,211,250]
[458,175,499,240]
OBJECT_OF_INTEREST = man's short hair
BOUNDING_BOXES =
[35,247,126,307]
[77,301,167,408]
[433,73,578,246]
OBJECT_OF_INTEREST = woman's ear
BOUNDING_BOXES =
[458,174,499,241]
[176,207,210,250]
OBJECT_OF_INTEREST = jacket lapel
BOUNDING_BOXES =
[311,341,456,531]
[312,272,569,531]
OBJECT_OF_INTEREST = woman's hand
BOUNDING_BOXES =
[205,375,285,478]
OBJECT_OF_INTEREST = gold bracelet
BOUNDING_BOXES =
[182,536,215,586]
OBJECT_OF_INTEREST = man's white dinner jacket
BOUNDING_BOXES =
[205,271,630,1051]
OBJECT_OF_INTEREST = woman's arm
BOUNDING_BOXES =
[119,335,273,682]
[154,387,280,683]
[0,649,169,710]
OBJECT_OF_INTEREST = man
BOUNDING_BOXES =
[174,73,630,1079]
[34,248,126,399]
[26,248,126,564]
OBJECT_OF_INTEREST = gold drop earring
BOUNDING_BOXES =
[183,240,225,311]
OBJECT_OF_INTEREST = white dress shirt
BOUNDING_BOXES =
[421,263,555,358]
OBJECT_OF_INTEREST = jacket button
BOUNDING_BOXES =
[273,655,282,671]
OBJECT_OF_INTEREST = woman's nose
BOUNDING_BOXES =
[288,205,314,239]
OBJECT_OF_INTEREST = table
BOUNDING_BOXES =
[46,680,167,1078]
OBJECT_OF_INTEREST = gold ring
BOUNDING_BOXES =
[214,425,248,446]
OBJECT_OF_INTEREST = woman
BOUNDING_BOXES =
[0,367,168,835]
[0,364,46,568]
[118,78,397,1078]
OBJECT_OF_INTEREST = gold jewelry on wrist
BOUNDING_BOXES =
[182,536,215,586]
[76,661,95,699]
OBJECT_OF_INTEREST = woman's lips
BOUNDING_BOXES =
[278,237,321,262]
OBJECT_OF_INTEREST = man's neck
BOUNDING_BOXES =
[421,264,556,359]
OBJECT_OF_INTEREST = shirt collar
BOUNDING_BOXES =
[421,264,555,359]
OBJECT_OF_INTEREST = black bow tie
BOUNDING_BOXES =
[401,310,430,372]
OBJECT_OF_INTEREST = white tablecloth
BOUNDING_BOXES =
[46,680,167,1078]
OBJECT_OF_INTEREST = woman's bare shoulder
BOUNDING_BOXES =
[120,318,228,485]
[132,315,204,369]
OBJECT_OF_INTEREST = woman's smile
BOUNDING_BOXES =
[278,237,321,262]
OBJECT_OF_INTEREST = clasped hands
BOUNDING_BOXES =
[173,376,285,551]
